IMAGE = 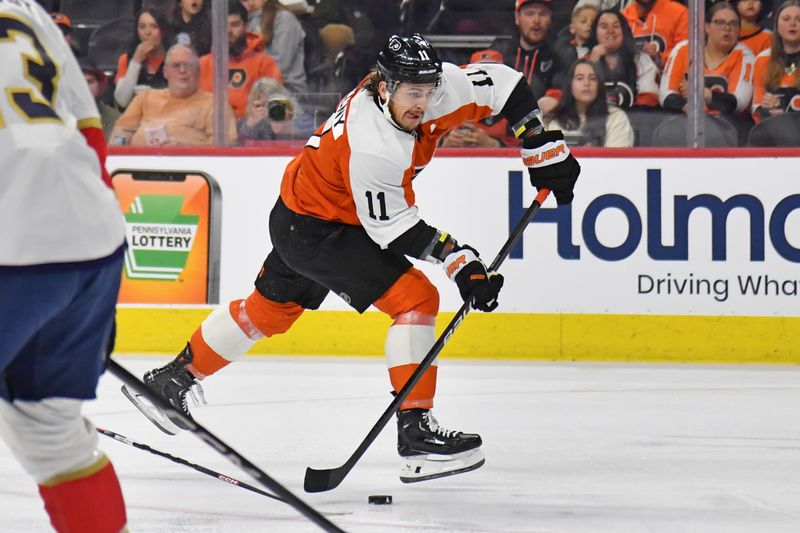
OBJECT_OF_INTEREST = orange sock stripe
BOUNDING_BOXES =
[374,268,439,318]
[39,459,126,533]
[188,328,230,378]
[389,364,437,410]
[244,290,304,337]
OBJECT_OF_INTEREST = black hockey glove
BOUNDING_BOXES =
[443,245,504,312]
[522,130,581,205]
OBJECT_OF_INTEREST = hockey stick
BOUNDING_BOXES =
[97,427,283,502]
[98,427,352,517]
[106,359,346,533]
[304,187,551,493]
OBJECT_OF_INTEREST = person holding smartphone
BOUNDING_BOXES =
[751,0,800,122]
[660,1,755,115]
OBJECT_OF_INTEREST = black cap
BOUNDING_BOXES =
[376,33,442,86]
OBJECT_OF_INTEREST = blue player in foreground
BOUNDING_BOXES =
[0,1,128,531]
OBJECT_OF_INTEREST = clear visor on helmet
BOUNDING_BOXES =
[386,78,444,107]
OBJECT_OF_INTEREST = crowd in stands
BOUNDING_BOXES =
[42,0,800,147]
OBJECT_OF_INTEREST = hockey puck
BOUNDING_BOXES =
[368,495,392,505]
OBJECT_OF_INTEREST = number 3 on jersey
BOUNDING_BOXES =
[0,14,61,128]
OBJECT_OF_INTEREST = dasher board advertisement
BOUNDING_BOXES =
[112,170,221,304]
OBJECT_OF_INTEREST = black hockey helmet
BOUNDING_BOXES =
[376,34,443,89]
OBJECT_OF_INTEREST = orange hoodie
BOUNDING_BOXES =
[622,0,689,66]
[199,32,283,119]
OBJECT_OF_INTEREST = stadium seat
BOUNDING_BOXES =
[430,0,516,35]
[651,114,739,147]
[60,0,135,25]
[35,0,58,11]
[294,92,342,129]
[747,114,800,147]
[88,18,135,75]
[626,109,674,147]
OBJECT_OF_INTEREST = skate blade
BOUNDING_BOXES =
[399,448,485,483]
[121,384,182,436]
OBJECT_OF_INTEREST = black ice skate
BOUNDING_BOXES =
[121,344,206,435]
[396,408,485,483]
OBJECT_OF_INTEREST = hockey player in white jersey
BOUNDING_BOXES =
[0,0,128,531]
[128,33,580,483]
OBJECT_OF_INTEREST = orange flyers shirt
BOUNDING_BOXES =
[622,0,689,65]
[740,27,773,57]
[199,33,283,119]
[660,40,755,113]
[751,49,800,121]
[280,62,524,249]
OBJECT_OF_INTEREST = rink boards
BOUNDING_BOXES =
[107,148,800,363]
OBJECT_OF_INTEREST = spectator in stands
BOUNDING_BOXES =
[490,0,577,109]
[237,77,314,142]
[115,8,170,109]
[110,44,237,146]
[660,1,755,115]
[171,0,212,56]
[737,0,773,56]
[79,57,121,140]
[319,21,355,62]
[621,0,689,68]
[310,0,373,48]
[440,49,520,148]
[199,1,283,119]
[240,0,266,34]
[586,9,660,108]
[50,12,82,56]
[751,0,800,122]
[260,0,308,93]
[545,58,635,147]
[556,4,599,59]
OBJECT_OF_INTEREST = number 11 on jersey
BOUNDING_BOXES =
[365,191,390,221]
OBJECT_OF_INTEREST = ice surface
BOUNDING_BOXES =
[1,356,799,532]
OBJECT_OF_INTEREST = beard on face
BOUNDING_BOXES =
[229,32,247,57]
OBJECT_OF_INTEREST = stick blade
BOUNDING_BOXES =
[304,466,345,493]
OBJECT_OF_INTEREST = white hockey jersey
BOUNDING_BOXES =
[0,0,125,266]
[280,62,524,249]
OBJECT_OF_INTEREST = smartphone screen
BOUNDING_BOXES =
[112,170,221,304]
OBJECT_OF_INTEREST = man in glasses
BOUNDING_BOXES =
[111,43,236,146]
[128,34,580,483]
